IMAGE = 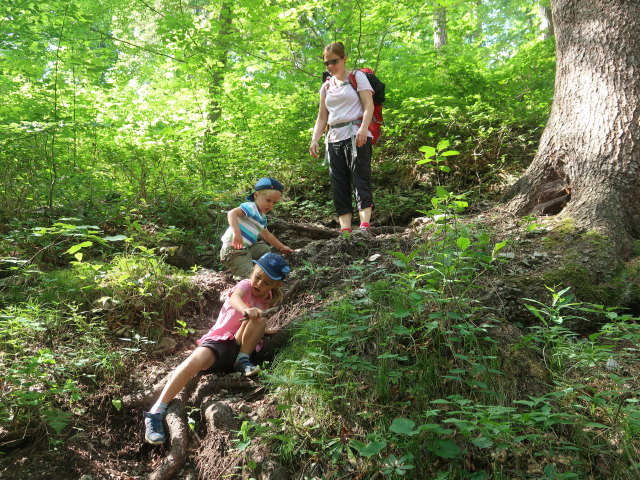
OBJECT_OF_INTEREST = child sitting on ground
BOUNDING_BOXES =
[143,252,291,445]
[220,177,293,279]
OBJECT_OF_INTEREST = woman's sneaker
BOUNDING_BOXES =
[143,411,166,445]
[235,357,260,377]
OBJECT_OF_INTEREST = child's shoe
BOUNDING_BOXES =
[235,357,261,377]
[143,411,166,445]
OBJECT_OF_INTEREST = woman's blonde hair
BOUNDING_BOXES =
[323,41,346,58]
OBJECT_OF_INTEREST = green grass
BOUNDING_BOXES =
[0,246,202,444]
[243,197,640,479]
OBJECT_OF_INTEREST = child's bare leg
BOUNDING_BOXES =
[235,317,266,354]
[144,346,215,445]
[233,318,266,376]
[157,347,216,404]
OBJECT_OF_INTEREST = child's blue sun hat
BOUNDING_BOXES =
[253,252,291,280]
[247,177,284,201]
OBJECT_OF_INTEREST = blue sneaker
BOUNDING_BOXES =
[235,357,260,377]
[143,411,166,445]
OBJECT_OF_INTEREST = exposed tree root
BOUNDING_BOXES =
[269,219,338,239]
[124,373,263,409]
[0,424,40,451]
[122,373,172,409]
[191,375,263,405]
[148,397,189,480]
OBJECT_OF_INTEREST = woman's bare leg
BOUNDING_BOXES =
[339,212,353,231]
[358,206,372,225]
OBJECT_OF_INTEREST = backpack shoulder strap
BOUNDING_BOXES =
[348,70,359,91]
[321,76,331,94]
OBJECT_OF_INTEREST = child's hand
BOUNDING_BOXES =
[232,234,244,250]
[242,307,263,321]
[279,245,294,255]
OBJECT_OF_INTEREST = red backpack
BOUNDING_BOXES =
[348,68,385,145]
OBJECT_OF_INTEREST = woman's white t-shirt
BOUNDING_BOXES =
[320,70,374,143]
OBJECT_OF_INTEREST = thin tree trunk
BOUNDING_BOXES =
[537,2,554,40]
[205,2,233,140]
[49,6,70,217]
[433,7,447,49]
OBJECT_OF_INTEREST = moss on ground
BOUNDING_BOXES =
[536,220,640,310]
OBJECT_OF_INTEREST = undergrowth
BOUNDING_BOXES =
[244,182,640,479]
[0,222,202,445]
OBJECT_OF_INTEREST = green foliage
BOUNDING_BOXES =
[0,0,553,223]
[255,185,640,478]
[0,233,202,443]
[0,0,602,473]
[0,303,121,437]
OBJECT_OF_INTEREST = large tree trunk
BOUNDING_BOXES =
[506,0,640,245]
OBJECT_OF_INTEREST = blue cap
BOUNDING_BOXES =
[247,177,284,201]
[253,252,291,280]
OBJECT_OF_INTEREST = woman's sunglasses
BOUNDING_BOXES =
[323,57,343,67]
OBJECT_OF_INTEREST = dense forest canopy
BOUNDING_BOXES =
[0,0,554,224]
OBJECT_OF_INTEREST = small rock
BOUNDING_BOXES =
[68,432,89,445]
[259,459,290,480]
[153,336,178,356]
[368,253,382,262]
[202,401,239,430]
[606,358,619,371]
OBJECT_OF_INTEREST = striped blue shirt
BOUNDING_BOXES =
[221,202,267,247]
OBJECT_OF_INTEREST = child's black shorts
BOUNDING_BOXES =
[200,339,240,372]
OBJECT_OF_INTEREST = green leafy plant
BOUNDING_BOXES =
[417,139,460,172]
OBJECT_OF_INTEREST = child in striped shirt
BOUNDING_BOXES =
[219,177,293,279]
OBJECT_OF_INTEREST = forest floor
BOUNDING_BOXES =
[0,207,636,479]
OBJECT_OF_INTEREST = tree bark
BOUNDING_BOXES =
[207,2,233,129]
[505,0,640,245]
[537,2,554,40]
[433,7,447,49]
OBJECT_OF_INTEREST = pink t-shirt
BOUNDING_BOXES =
[320,70,374,143]
[197,279,272,351]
